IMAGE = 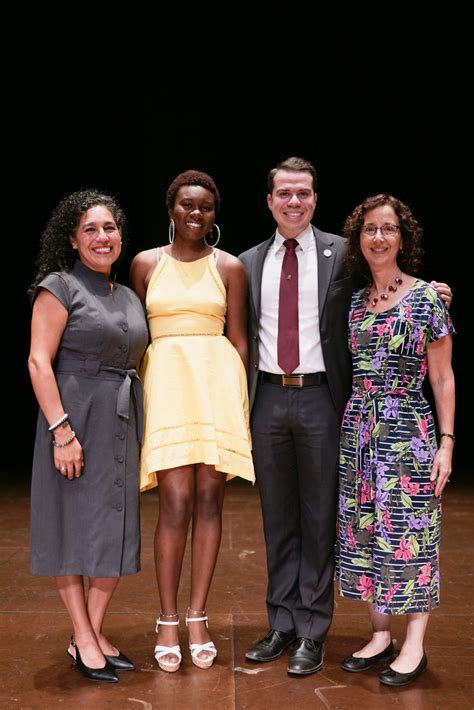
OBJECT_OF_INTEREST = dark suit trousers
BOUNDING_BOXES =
[251,379,340,642]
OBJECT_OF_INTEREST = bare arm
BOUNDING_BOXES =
[219,254,249,375]
[430,281,452,309]
[427,334,455,496]
[28,290,84,479]
[130,249,157,302]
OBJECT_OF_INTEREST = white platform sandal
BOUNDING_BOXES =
[154,613,182,672]
[186,608,217,669]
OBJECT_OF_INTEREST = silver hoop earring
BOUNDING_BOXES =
[204,223,221,247]
[168,219,175,244]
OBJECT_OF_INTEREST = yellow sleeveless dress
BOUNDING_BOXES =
[139,250,255,491]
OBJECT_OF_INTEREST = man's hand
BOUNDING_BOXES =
[431,281,452,309]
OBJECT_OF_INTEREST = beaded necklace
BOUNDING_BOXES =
[364,275,403,308]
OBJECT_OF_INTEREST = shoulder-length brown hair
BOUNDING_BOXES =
[344,193,423,279]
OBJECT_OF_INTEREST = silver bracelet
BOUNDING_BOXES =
[48,413,69,431]
[52,431,76,448]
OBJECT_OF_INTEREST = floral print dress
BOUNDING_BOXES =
[336,279,455,614]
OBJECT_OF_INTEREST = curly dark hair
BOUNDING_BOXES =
[28,189,126,296]
[344,193,423,279]
[267,156,318,193]
[166,170,221,212]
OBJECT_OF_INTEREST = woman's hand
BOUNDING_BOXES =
[427,335,455,497]
[430,443,453,497]
[54,437,84,480]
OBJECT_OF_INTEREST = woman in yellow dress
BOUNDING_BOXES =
[130,170,255,672]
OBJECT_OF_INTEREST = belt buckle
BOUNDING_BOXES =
[282,374,304,387]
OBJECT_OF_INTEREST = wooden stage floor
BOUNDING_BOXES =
[0,471,472,709]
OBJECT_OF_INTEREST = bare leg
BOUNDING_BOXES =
[389,612,429,673]
[87,577,121,656]
[187,464,226,659]
[154,466,195,664]
[352,603,392,658]
[55,576,105,668]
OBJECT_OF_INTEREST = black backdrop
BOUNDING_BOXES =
[8,12,470,474]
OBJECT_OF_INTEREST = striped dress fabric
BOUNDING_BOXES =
[336,279,455,614]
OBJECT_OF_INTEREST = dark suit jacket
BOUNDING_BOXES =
[239,225,353,421]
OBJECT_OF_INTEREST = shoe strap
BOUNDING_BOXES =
[189,641,217,658]
[154,644,182,663]
[156,618,180,631]
[186,615,208,627]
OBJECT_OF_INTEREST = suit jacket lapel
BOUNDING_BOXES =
[250,236,274,321]
[313,226,336,318]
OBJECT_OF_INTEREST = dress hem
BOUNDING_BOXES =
[140,458,255,492]
[30,566,141,578]
[337,588,440,615]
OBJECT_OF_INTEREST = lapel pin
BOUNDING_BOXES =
[323,248,332,257]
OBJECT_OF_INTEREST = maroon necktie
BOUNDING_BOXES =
[277,239,299,374]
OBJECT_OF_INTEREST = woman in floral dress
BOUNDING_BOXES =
[336,194,455,686]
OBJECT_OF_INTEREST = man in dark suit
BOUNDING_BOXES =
[238,157,353,675]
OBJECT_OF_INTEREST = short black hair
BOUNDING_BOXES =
[166,170,221,212]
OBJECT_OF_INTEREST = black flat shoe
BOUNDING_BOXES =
[287,638,324,676]
[104,650,135,671]
[245,629,296,662]
[341,641,396,672]
[379,652,428,686]
[68,637,118,683]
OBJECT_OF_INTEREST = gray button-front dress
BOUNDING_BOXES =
[30,260,149,577]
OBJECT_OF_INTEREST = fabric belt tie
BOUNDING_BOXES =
[102,365,144,442]
[259,371,327,387]
[55,359,144,442]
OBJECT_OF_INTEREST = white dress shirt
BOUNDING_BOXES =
[258,226,326,374]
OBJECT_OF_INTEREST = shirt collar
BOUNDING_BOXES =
[71,259,114,294]
[274,224,314,253]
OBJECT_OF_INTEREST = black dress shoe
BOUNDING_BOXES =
[287,638,324,675]
[245,629,296,662]
[67,638,118,683]
[104,650,135,671]
[341,641,395,672]
[379,652,427,686]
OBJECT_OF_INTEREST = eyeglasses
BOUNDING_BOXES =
[362,223,400,237]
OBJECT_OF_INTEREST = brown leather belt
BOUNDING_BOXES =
[259,371,328,388]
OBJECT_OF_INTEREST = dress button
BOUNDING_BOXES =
[115,479,124,487]
[254,364,258,370]
[122,324,128,332]
[120,344,127,352]
[117,433,125,440]
[116,456,124,463]
[115,504,123,512]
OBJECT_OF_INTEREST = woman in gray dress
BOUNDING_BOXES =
[28,190,148,682]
